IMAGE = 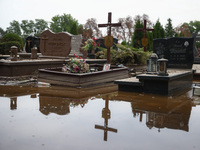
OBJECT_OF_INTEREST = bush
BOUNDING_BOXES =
[95,44,151,65]
[0,33,23,54]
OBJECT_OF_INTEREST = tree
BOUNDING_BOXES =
[188,21,200,34]
[175,23,191,37]
[70,22,78,35]
[20,20,35,38]
[6,20,22,36]
[0,27,6,37]
[165,18,176,37]
[0,33,23,54]
[131,19,144,48]
[84,18,102,38]
[112,16,134,44]
[34,19,49,36]
[153,19,165,39]
[50,13,78,34]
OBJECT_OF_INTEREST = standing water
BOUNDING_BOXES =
[0,84,199,150]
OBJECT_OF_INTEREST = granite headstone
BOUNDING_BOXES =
[69,35,83,56]
[40,30,72,57]
[153,37,194,69]
[26,36,40,53]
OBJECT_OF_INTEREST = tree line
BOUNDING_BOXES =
[0,13,200,51]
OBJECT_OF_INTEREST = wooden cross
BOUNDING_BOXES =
[136,19,154,52]
[95,98,117,141]
[98,12,121,64]
[41,34,48,52]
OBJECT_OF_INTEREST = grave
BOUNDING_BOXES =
[25,36,40,53]
[37,13,127,88]
[40,29,72,58]
[115,37,194,95]
[69,35,83,57]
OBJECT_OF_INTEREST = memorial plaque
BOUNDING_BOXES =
[70,35,83,56]
[40,30,72,57]
[153,37,194,69]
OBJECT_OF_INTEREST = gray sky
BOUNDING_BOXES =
[0,0,199,31]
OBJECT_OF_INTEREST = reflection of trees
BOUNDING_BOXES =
[39,96,89,116]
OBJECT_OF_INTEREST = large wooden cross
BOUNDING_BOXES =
[136,19,154,52]
[98,12,121,63]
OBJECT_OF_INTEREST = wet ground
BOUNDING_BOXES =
[0,83,200,150]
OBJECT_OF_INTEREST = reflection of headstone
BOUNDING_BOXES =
[25,36,40,53]
[40,30,72,57]
[69,35,83,56]
[153,37,194,69]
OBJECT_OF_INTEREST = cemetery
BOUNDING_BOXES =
[0,12,200,150]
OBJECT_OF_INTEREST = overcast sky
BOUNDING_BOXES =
[0,0,199,31]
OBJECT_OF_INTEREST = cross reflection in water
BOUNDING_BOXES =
[95,96,118,141]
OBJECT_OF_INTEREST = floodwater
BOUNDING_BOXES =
[0,83,200,150]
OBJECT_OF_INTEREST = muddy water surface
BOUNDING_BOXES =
[0,84,200,150]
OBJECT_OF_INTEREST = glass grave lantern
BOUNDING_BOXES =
[157,58,168,76]
[147,53,158,74]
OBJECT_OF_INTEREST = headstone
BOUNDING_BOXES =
[31,47,38,59]
[10,46,18,61]
[69,35,83,56]
[26,36,40,53]
[40,30,72,57]
[153,37,194,69]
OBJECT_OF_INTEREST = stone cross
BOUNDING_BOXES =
[98,12,121,63]
[136,19,154,52]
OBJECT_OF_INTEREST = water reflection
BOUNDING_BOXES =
[95,96,118,141]
[107,91,193,132]
[0,84,200,149]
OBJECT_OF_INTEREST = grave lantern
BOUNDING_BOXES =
[158,58,168,76]
[147,53,158,74]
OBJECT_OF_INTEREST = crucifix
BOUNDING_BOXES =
[136,19,154,52]
[98,12,121,64]
[27,39,32,52]
[41,34,48,52]
[95,97,118,141]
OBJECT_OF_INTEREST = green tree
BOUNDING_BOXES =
[131,19,144,48]
[34,19,49,36]
[188,21,200,34]
[6,20,22,36]
[50,13,78,33]
[21,20,35,37]
[70,22,78,35]
[153,19,165,39]
[0,27,6,37]
[165,18,175,37]
[0,33,23,54]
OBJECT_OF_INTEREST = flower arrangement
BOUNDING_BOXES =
[82,37,99,51]
[62,55,90,73]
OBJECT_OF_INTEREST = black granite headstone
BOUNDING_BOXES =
[153,37,194,69]
[25,36,40,53]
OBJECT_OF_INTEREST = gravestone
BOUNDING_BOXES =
[40,30,72,57]
[153,37,194,69]
[26,36,40,53]
[69,35,83,56]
